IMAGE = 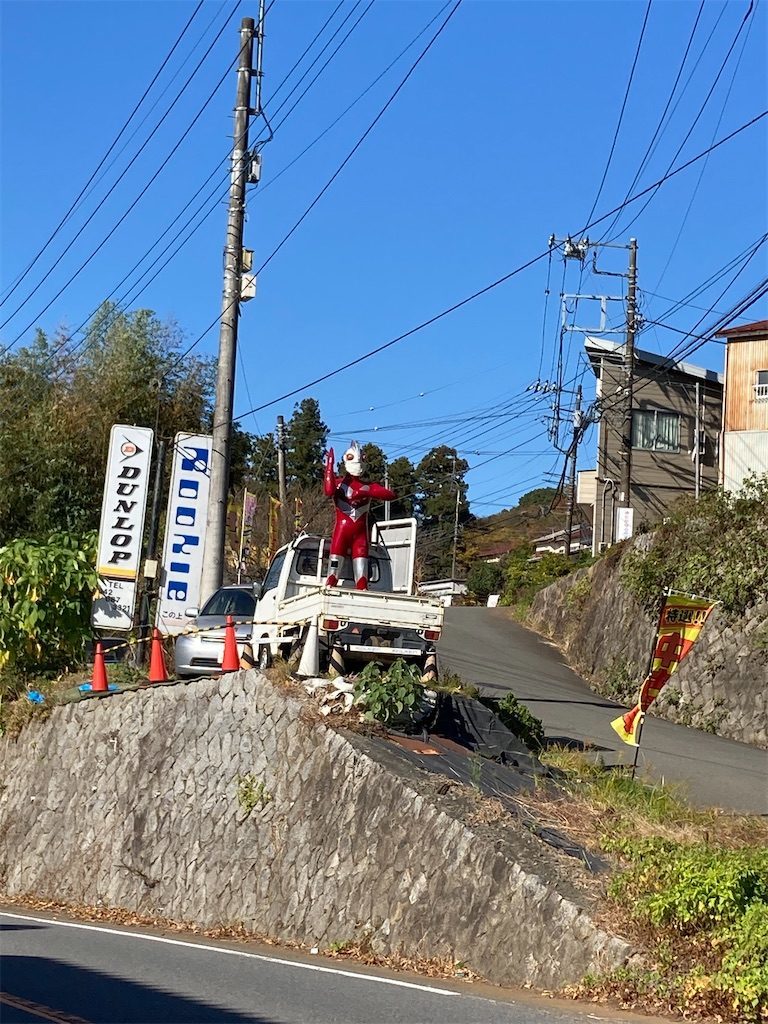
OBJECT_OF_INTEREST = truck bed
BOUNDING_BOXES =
[267,585,444,630]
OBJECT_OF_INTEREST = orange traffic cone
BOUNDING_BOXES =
[148,628,169,683]
[221,614,240,673]
[91,641,109,693]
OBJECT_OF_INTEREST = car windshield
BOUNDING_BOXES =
[200,589,256,617]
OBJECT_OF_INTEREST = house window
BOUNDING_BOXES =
[755,370,768,402]
[632,409,680,452]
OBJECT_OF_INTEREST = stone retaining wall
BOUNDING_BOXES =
[0,671,633,989]
[527,544,768,748]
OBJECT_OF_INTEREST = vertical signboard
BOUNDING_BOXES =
[155,433,213,635]
[615,506,635,543]
[92,424,154,630]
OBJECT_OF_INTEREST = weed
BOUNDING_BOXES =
[468,754,483,790]
[353,660,424,724]
[491,692,545,751]
[236,773,272,815]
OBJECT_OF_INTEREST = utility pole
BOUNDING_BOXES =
[276,414,287,542]
[138,439,166,662]
[200,16,257,602]
[450,456,461,581]
[563,385,582,559]
[384,463,392,521]
[618,238,638,509]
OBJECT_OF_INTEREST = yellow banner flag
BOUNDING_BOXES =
[611,594,716,746]
[268,496,282,559]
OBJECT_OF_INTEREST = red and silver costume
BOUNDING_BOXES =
[324,442,396,590]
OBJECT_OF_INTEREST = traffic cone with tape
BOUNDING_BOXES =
[221,615,240,673]
[239,641,256,670]
[148,628,169,684]
[91,641,109,693]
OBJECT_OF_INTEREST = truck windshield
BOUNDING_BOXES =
[201,589,256,617]
[262,550,287,594]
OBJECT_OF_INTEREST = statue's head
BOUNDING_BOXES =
[343,441,365,477]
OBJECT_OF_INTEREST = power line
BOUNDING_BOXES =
[607,0,756,242]
[597,0,704,242]
[226,107,767,425]
[0,2,244,351]
[583,0,653,229]
[0,0,206,310]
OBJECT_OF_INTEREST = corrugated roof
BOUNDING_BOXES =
[714,319,768,339]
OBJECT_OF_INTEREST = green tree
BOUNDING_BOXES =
[466,560,504,603]
[247,432,279,491]
[416,446,471,578]
[416,446,471,526]
[386,456,418,520]
[362,443,387,483]
[517,487,558,512]
[0,305,217,544]
[286,398,328,489]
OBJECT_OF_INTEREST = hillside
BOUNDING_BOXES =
[463,487,577,562]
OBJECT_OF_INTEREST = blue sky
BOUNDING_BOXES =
[1,0,766,514]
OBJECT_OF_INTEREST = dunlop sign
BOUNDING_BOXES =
[155,433,213,636]
[92,425,154,630]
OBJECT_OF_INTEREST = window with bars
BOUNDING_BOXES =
[755,370,768,401]
[632,409,680,452]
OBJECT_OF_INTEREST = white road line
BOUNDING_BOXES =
[0,911,458,998]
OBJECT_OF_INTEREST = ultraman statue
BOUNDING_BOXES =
[324,441,396,590]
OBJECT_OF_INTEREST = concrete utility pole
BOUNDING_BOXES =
[450,456,461,581]
[276,415,287,542]
[563,385,582,559]
[200,17,257,602]
[618,238,638,509]
[384,463,392,521]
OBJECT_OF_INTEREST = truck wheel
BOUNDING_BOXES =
[258,640,272,671]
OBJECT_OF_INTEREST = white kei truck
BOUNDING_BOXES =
[251,519,444,678]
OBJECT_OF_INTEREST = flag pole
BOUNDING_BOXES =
[629,588,669,778]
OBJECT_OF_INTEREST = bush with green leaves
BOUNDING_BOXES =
[0,532,98,690]
[493,692,545,751]
[609,839,768,933]
[466,560,503,603]
[353,659,424,724]
[621,475,768,616]
[712,902,768,1020]
[603,836,768,1021]
[502,548,591,608]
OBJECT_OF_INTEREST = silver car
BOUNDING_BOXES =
[174,584,257,678]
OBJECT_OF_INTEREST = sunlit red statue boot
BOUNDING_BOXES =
[324,442,396,590]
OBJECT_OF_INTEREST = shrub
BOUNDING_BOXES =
[353,659,424,724]
[0,531,98,693]
[621,475,768,616]
[466,561,503,603]
[713,902,768,1021]
[609,839,768,933]
[494,692,545,751]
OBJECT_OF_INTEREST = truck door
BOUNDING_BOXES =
[371,518,417,594]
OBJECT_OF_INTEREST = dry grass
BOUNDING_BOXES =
[534,745,768,854]
[0,892,478,983]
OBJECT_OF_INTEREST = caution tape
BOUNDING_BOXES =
[92,617,310,657]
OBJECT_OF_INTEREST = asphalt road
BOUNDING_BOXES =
[439,607,768,815]
[0,911,655,1024]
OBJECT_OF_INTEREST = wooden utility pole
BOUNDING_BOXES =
[277,414,288,542]
[200,17,256,602]
[563,385,582,559]
[618,238,638,510]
